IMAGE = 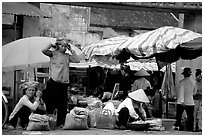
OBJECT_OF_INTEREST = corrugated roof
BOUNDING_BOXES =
[90,8,178,30]
[2,2,51,18]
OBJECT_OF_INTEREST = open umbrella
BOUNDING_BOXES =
[2,36,83,71]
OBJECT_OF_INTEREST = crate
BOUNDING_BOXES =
[162,118,176,130]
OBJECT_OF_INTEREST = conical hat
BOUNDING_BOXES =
[134,68,150,76]
[128,89,149,103]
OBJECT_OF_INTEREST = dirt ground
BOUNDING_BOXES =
[2,128,202,135]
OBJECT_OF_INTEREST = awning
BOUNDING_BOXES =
[2,2,51,18]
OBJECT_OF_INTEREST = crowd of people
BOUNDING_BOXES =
[4,38,202,132]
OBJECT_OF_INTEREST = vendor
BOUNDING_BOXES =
[7,81,45,129]
[116,89,149,129]
[131,68,151,91]
[118,65,133,101]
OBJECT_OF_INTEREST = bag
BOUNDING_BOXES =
[26,113,50,131]
[63,107,89,130]
[47,109,58,130]
[96,109,117,129]
[87,108,101,128]
[86,97,102,110]
[103,102,116,115]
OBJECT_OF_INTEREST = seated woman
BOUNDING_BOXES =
[116,89,149,129]
[7,81,46,129]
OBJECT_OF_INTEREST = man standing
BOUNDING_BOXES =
[194,69,202,131]
[174,67,197,131]
[42,38,80,127]
[118,65,133,101]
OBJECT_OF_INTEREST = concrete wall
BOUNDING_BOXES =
[23,16,40,37]
[39,3,101,47]
[184,13,202,34]
[175,13,202,97]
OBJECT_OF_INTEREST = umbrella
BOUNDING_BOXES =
[115,26,202,63]
[2,36,83,71]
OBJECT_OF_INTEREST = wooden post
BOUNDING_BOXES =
[86,65,91,96]
[13,70,16,108]
[14,15,17,40]
[178,13,184,28]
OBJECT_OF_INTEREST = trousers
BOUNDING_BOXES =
[42,78,68,126]
[175,104,194,131]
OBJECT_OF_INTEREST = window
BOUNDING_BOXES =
[70,6,89,31]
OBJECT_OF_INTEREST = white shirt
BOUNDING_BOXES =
[177,77,197,105]
[9,95,39,121]
[116,97,146,119]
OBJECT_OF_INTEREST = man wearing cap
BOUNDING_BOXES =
[42,37,80,127]
[116,89,149,129]
[174,67,197,131]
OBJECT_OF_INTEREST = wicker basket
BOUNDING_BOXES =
[127,123,150,131]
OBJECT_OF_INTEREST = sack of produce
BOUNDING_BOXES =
[63,107,89,130]
[26,113,50,131]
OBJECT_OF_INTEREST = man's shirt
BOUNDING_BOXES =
[49,50,79,84]
[177,77,197,105]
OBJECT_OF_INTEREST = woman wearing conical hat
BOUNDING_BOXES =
[115,89,149,129]
[131,68,152,91]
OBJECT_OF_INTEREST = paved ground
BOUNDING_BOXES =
[2,128,202,135]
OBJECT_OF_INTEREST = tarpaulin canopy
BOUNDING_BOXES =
[82,26,202,66]
[82,35,130,62]
[115,26,202,63]
[127,61,176,72]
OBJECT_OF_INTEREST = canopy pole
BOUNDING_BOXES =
[165,64,169,119]
[13,70,17,109]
